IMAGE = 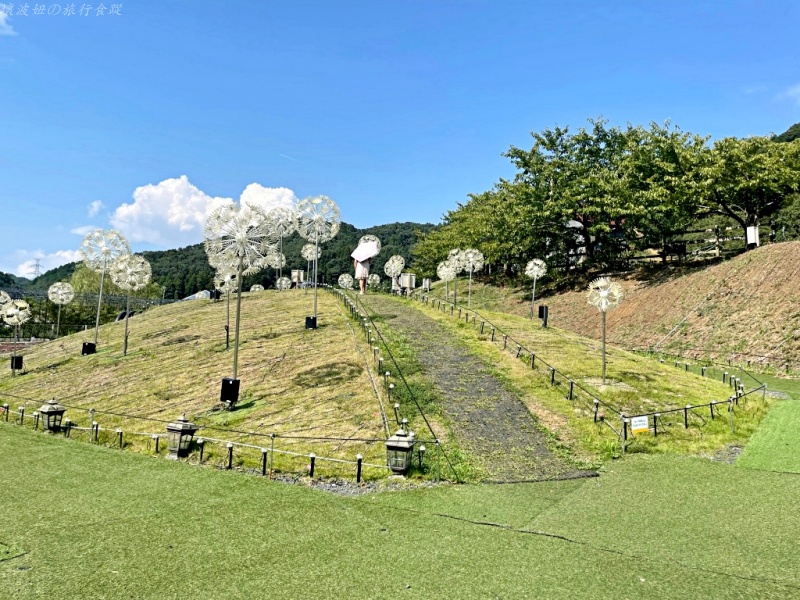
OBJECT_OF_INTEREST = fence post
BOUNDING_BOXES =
[2,403,7,422]
[226,442,234,469]
[33,411,39,430]
[593,399,599,422]
[480,321,485,335]
[116,428,123,448]
[728,398,735,433]
[18,406,24,425]
[269,433,275,478]
[63,419,72,438]
[701,366,706,377]
[516,345,521,359]
[152,434,159,454]
[530,354,536,369]
[723,372,728,384]
[356,454,363,483]
[490,327,495,342]
[684,405,690,428]
[550,367,556,385]
[309,453,316,478]
[567,380,574,401]
[709,402,715,420]
[435,439,441,483]
[653,414,659,437]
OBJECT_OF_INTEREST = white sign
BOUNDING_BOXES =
[630,416,649,435]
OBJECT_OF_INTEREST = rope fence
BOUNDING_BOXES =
[407,287,770,452]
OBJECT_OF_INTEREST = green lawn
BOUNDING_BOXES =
[737,399,800,473]
[2,425,799,599]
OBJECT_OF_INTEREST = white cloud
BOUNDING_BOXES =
[70,225,96,236]
[0,13,16,36]
[778,83,800,105]
[87,200,104,218]
[240,183,298,213]
[110,175,233,246]
[11,249,82,279]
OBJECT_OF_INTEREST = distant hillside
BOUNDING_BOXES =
[775,122,800,143]
[526,241,800,369]
[21,221,437,299]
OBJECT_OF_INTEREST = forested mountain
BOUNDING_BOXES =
[775,122,800,143]
[13,221,436,300]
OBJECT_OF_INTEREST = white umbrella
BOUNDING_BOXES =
[351,241,379,262]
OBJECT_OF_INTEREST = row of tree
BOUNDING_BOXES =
[412,119,800,277]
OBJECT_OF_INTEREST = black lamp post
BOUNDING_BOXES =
[166,414,198,460]
[39,399,66,433]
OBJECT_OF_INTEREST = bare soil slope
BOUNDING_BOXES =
[535,242,800,369]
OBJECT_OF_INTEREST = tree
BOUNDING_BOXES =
[699,137,800,246]
[619,122,709,262]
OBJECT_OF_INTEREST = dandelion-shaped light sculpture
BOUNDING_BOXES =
[80,229,130,349]
[525,259,548,320]
[384,255,405,294]
[263,206,296,279]
[214,268,237,349]
[367,273,381,290]
[301,243,321,296]
[276,276,292,291]
[462,248,484,308]
[0,291,10,306]
[338,273,354,290]
[447,248,466,304]
[205,203,277,394]
[48,282,75,338]
[250,284,265,292]
[109,254,152,357]
[437,261,456,301]
[294,195,341,327]
[2,299,31,376]
[587,277,624,384]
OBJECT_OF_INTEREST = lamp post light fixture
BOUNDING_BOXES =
[166,414,199,460]
[587,277,624,384]
[39,399,67,433]
[385,425,416,474]
[525,259,547,320]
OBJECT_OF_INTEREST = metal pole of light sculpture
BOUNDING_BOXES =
[447,248,465,305]
[109,254,152,357]
[462,248,484,308]
[301,243,321,295]
[525,259,547,319]
[80,229,130,350]
[214,269,236,350]
[2,299,31,376]
[47,282,75,338]
[294,196,341,328]
[205,203,277,407]
[265,207,295,280]
[587,277,624,384]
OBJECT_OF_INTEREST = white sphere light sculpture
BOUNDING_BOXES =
[338,273,354,290]
[48,282,75,305]
[80,229,130,272]
[294,195,341,243]
[462,248,484,307]
[367,273,381,288]
[525,259,547,280]
[276,276,292,291]
[301,243,321,261]
[1,299,31,326]
[250,284,265,292]
[0,291,11,306]
[384,255,405,278]
[587,277,624,313]
[436,261,455,282]
[110,254,152,357]
[587,276,624,384]
[264,206,296,237]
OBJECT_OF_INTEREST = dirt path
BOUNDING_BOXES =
[362,294,591,482]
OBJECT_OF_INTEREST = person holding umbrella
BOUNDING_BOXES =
[351,235,381,295]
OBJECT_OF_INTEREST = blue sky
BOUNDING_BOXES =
[1,0,799,277]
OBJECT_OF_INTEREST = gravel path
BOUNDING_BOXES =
[362,295,592,482]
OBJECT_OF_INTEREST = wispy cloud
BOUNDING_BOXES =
[778,83,800,105]
[87,200,105,218]
[279,153,301,163]
[0,13,17,36]
[70,225,96,236]
[8,249,82,278]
